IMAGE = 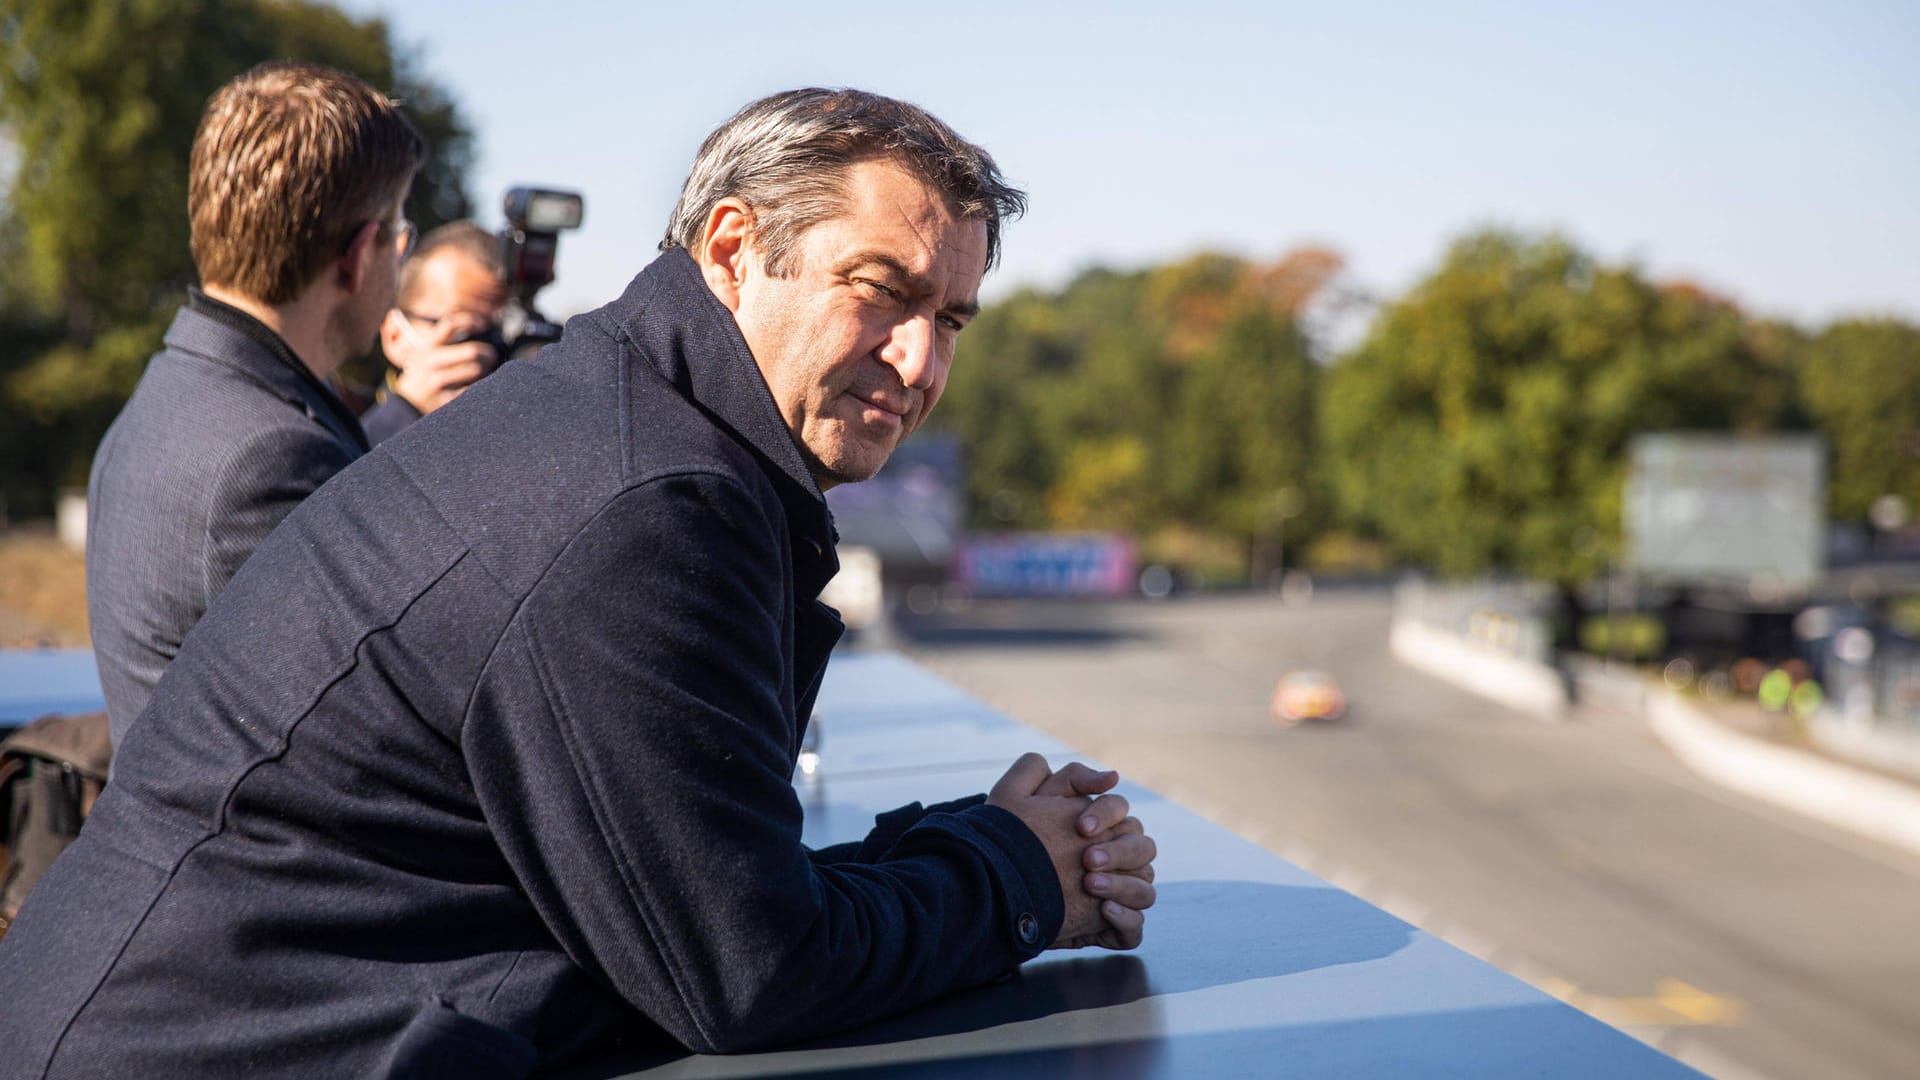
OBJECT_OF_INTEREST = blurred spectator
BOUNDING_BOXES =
[361,221,510,444]
[86,61,423,750]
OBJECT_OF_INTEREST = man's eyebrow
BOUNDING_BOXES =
[844,251,919,286]
[844,252,979,318]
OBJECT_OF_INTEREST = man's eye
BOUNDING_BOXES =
[937,313,965,332]
[857,279,899,301]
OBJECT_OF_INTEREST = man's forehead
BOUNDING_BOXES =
[834,218,988,308]
[407,248,508,308]
[840,161,983,250]
[438,250,503,287]
[843,224,984,283]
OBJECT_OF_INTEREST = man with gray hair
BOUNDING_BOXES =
[0,88,1157,1076]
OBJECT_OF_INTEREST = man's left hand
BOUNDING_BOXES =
[1033,761,1158,951]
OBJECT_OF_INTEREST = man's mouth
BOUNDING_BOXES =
[849,389,913,421]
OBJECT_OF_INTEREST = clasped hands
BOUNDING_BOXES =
[987,753,1157,951]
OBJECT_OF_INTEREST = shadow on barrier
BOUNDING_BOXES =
[800,880,1413,1048]
[571,880,1415,1078]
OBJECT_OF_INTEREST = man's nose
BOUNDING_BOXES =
[881,313,936,390]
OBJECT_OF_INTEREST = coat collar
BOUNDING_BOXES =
[167,290,370,454]
[609,248,840,595]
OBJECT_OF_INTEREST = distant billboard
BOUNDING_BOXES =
[955,533,1138,598]
[1624,434,1825,589]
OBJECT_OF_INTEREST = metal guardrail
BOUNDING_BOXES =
[1393,576,1556,666]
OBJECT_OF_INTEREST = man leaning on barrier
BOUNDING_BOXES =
[86,61,424,750]
[0,88,1158,1076]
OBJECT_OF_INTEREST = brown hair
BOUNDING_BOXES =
[189,61,426,304]
[397,220,502,309]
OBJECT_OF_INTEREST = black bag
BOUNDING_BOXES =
[0,710,111,938]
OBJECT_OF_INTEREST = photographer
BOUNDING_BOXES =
[362,220,509,444]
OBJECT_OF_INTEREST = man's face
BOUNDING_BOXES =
[395,248,511,341]
[728,159,987,489]
[343,195,413,355]
[383,246,511,372]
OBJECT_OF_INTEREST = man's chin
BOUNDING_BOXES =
[809,458,880,491]
[805,438,898,491]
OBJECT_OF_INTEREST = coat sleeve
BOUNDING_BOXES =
[461,473,1063,1054]
[809,793,992,865]
[199,423,358,608]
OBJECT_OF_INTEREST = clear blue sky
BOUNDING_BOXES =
[340,0,1919,328]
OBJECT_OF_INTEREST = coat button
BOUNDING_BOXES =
[1016,912,1041,947]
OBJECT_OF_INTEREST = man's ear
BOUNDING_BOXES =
[696,199,754,312]
[379,308,409,364]
[339,220,382,294]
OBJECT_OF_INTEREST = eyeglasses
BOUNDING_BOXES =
[392,218,418,259]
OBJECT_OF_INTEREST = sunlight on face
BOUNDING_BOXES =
[405,248,510,325]
[731,159,988,489]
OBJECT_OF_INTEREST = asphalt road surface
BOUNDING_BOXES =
[894,587,1920,1080]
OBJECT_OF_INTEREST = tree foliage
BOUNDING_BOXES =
[943,229,1909,586]
[933,251,1326,575]
[0,0,473,513]
[1318,229,1802,585]
[1798,318,1920,523]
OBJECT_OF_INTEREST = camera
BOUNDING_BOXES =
[494,186,584,360]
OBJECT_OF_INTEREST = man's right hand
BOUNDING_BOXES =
[987,754,1157,951]
[382,309,498,415]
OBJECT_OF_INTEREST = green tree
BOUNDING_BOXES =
[1319,229,1797,588]
[1047,435,1153,531]
[1159,293,1318,575]
[934,250,1326,578]
[1798,318,1920,523]
[934,284,1081,529]
[0,0,473,515]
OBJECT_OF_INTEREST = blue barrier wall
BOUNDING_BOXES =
[0,650,104,730]
[585,652,1700,1078]
[0,648,1698,1076]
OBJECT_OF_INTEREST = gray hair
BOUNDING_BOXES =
[662,88,1026,277]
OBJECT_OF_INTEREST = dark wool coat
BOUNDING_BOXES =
[359,386,423,446]
[0,251,1062,1078]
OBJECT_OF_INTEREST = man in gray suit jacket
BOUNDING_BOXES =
[87,61,426,748]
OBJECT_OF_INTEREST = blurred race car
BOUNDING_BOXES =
[1270,670,1347,726]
